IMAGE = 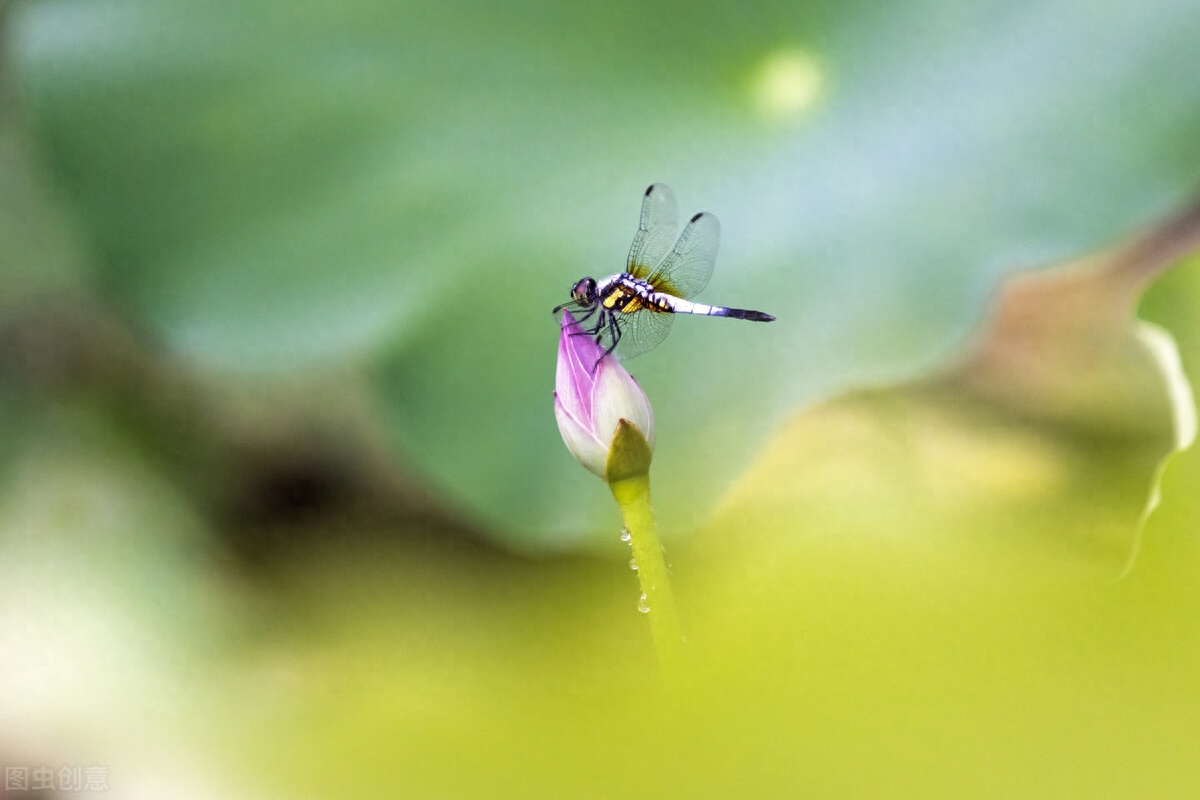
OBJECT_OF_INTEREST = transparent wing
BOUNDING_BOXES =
[614,307,675,361]
[647,211,720,299]
[626,184,679,281]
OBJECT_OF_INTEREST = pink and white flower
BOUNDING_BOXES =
[553,311,656,479]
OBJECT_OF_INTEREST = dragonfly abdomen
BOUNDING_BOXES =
[709,306,775,322]
[660,295,775,322]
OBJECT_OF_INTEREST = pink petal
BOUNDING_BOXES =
[555,310,606,425]
[553,391,608,478]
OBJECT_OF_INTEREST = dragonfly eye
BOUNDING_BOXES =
[571,278,597,305]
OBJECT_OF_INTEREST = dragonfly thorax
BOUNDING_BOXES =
[596,273,659,313]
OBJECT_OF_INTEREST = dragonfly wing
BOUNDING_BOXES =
[615,307,675,361]
[626,184,679,281]
[647,211,719,299]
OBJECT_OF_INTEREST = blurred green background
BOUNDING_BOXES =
[2,0,1200,796]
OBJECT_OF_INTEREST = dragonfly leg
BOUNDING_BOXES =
[591,312,622,371]
[604,312,622,357]
[574,311,607,343]
[584,308,607,336]
[566,305,601,337]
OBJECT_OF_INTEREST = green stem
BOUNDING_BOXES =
[609,472,683,670]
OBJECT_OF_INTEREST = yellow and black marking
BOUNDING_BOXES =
[601,276,672,315]
[600,282,635,311]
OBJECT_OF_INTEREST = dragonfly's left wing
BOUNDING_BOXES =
[626,184,679,281]
[615,305,675,361]
[647,211,720,299]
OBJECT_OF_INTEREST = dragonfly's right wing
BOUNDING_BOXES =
[626,184,679,281]
[646,211,719,299]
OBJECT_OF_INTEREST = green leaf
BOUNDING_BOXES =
[1130,251,1200,583]
[0,20,89,310]
[11,0,1200,547]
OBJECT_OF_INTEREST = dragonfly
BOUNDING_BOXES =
[554,184,775,364]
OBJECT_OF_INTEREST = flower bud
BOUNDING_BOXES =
[553,311,655,479]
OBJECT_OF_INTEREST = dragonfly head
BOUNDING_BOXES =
[570,277,598,308]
